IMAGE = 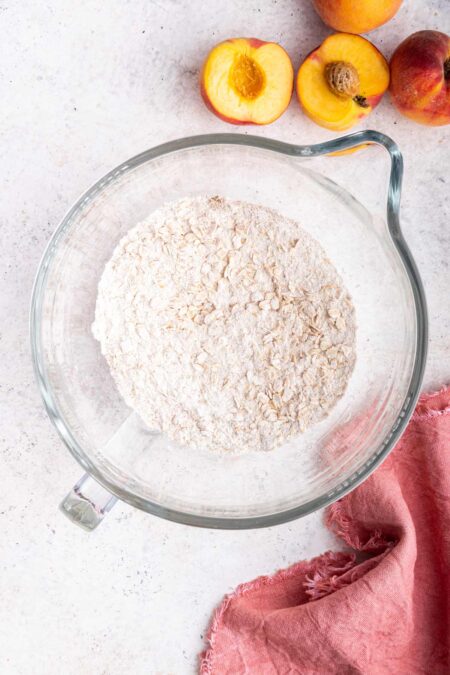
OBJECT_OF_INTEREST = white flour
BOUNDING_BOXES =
[93,196,356,453]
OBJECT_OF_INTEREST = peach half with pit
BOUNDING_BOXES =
[297,33,390,131]
[200,38,294,125]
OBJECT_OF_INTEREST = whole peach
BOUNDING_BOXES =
[390,31,450,126]
[312,0,402,34]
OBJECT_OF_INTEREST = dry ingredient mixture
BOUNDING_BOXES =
[93,196,356,453]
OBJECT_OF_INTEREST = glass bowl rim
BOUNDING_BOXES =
[30,130,428,529]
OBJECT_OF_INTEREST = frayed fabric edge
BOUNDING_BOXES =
[416,385,448,402]
[413,405,450,420]
[413,385,450,420]
[326,499,396,553]
[199,550,357,674]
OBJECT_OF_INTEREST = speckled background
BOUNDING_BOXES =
[1,1,449,673]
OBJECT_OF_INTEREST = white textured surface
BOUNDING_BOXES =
[1,2,449,674]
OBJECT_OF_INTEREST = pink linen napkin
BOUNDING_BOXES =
[200,388,450,674]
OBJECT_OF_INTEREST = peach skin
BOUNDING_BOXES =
[312,0,403,34]
[200,38,294,125]
[390,31,450,126]
[297,33,389,131]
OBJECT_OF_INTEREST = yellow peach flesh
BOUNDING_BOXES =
[201,39,293,125]
[297,33,389,131]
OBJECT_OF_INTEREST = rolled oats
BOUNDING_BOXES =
[93,196,356,453]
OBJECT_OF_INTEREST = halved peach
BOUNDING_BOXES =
[297,33,390,131]
[201,38,294,125]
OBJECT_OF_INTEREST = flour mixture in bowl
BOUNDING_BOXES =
[93,196,356,453]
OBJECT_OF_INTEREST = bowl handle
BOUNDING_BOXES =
[60,473,117,531]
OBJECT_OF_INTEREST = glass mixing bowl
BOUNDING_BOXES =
[31,130,427,531]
